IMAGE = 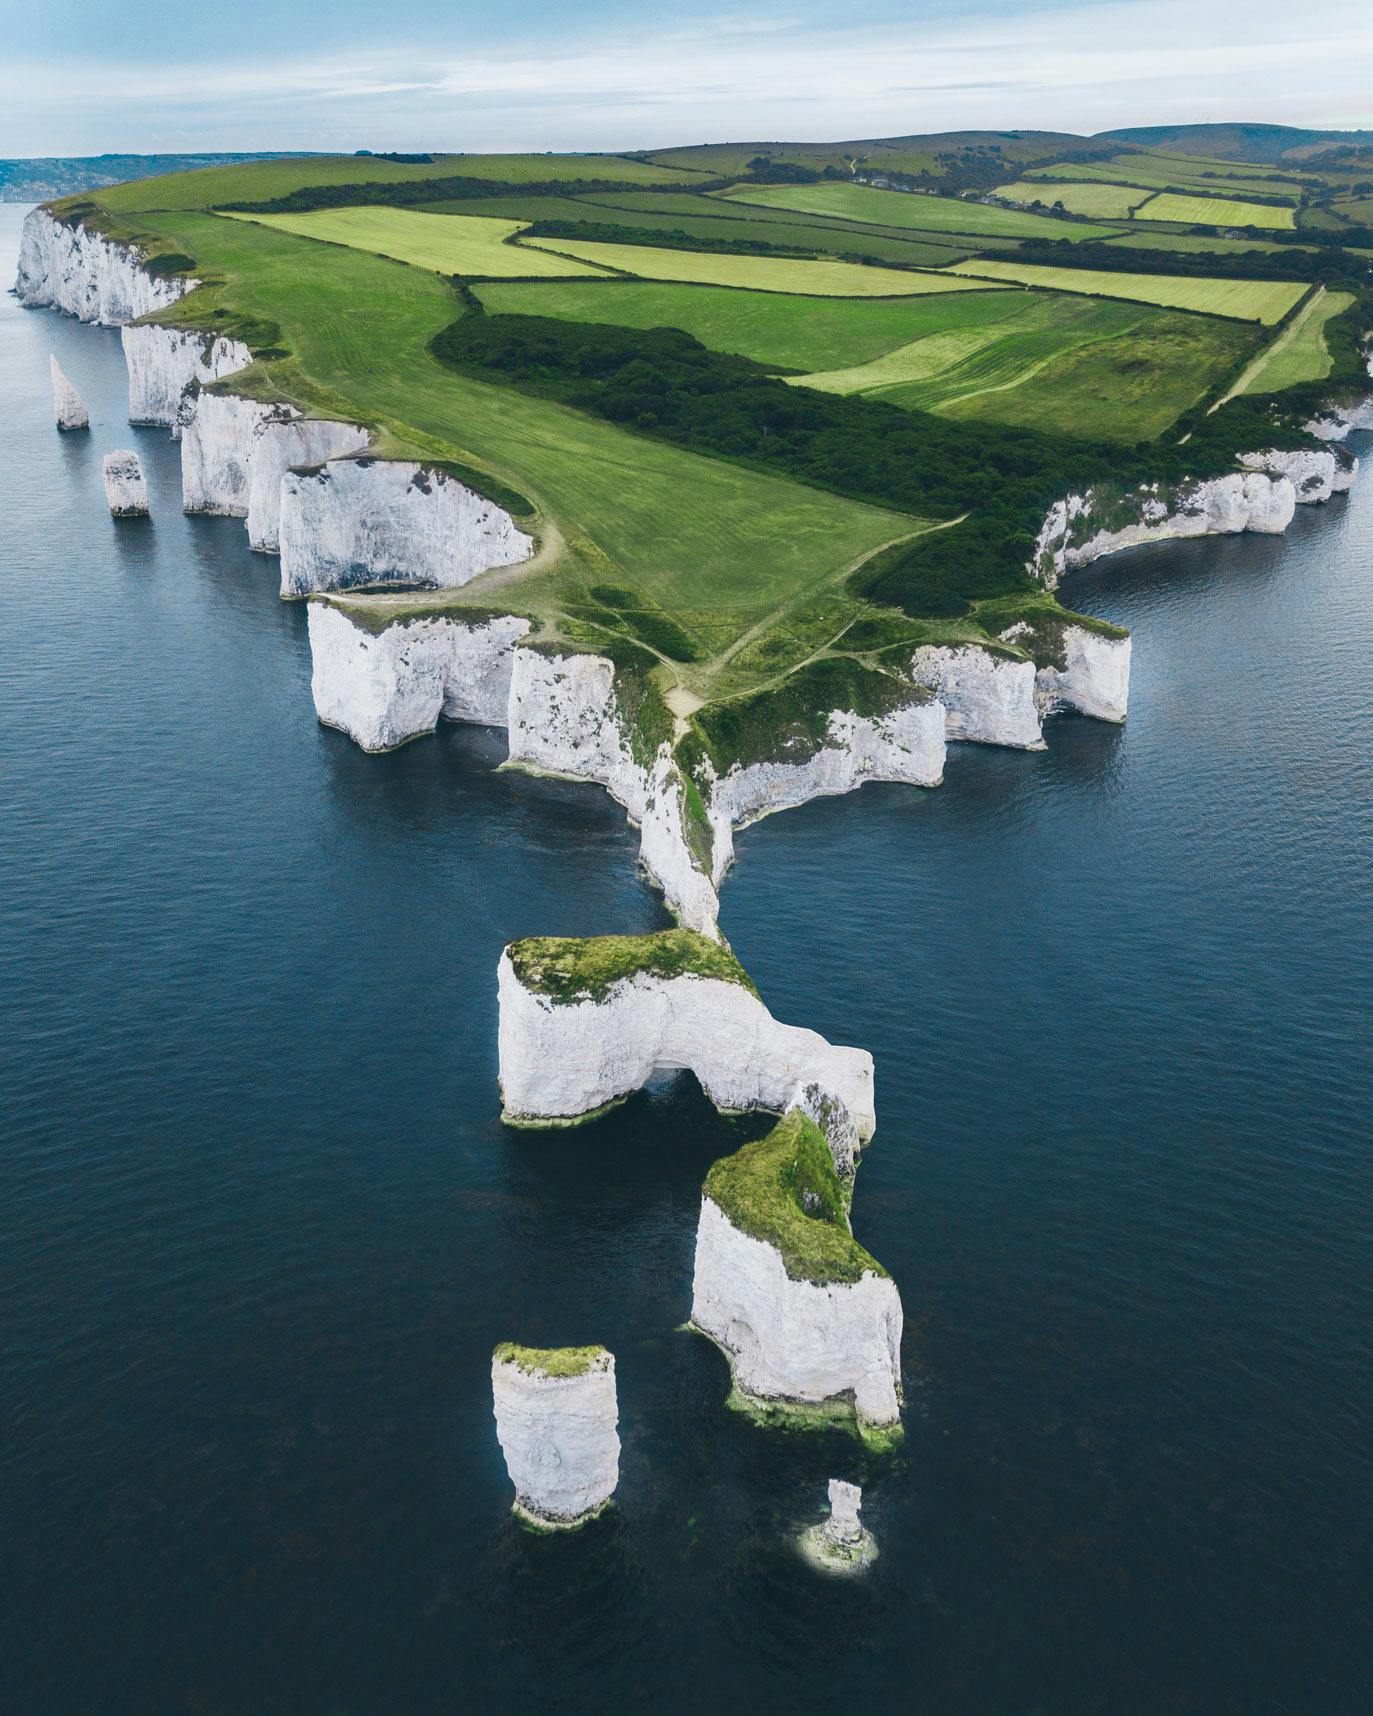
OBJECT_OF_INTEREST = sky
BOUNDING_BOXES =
[2,0,1371,157]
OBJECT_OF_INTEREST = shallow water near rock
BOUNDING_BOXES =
[2,203,1370,1713]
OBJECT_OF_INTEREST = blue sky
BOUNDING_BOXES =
[3,0,1370,156]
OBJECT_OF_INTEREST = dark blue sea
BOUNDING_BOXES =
[3,203,1370,1714]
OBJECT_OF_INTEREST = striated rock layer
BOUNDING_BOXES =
[17,208,188,327]
[102,450,148,516]
[121,324,251,429]
[49,355,88,430]
[491,1346,620,1529]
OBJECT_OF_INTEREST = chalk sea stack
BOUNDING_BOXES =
[799,1479,877,1573]
[50,355,88,431]
[102,449,148,516]
[491,1343,620,1530]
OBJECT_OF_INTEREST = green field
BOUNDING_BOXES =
[716,180,1118,240]
[522,236,998,297]
[1030,156,1304,199]
[789,294,1256,439]
[93,152,712,214]
[1135,191,1296,229]
[948,258,1307,323]
[995,180,1148,218]
[1100,230,1309,257]
[473,277,1020,370]
[1234,288,1356,394]
[222,207,609,278]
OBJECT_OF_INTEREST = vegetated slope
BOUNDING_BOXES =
[948,259,1307,323]
[221,208,609,278]
[1134,192,1296,230]
[0,152,313,203]
[1029,159,1305,199]
[473,278,1020,371]
[520,237,999,297]
[1098,123,1373,164]
[1235,289,1356,394]
[716,180,1118,241]
[995,181,1148,219]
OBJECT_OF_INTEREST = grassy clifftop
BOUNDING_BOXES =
[507,930,758,1005]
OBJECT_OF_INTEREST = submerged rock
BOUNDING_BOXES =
[50,355,88,431]
[102,450,148,517]
[491,1344,620,1529]
[799,1480,878,1573]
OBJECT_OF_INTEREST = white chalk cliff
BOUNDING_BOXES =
[180,391,279,516]
[278,457,533,598]
[121,324,251,429]
[691,1195,902,1432]
[1238,446,1357,503]
[50,355,88,430]
[246,415,370,553]
[497,953,875,1140]
[491,1347,620,1528]
[17,208,189,327]
[910,643,1045,748]
[102,450,148,516]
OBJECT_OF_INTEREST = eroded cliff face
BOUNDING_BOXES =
[246,417,370,553]
[279,458,533,598]
[17,209,188,327]
[690,1197,902,1431]
[180,392,279,516]
[1239,447,1357,503]
[491,1348,620,1528]
[497,954,876,1138]
[999,623,1133,725]
[121,324,251,429]
[910,644,1044,748]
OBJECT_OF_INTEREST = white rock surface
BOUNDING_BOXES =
[691,1196,902,1428]
[498,954,875,1139]
[246,415,370,553]
[1306,356,1373,440]
[799,1480,878,1572]
[121,324,251,429]
[278,457,532,598]
[16,208,190,327]
[180,391,278,516]
[705,698,946,881]
[997,622,1132,724]
[308,603,532,751]
[910,644,1044,748]
[102,450,148,516]
[50,355,88,430]
[491,1347,620,1528]
[1239,447,1356,503]
[824,1479,864,1545]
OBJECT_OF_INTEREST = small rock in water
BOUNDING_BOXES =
[50,355,88,431]
[799,1478,878,1573]
[102,450,149,517]
[491,1343,620,1530]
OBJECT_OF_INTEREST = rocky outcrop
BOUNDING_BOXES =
[497,936,874,1140]
[1307,355,1373,440]
[246,415,370,553]
[16,208,188,327]
[180,391,278,516]
[1033,472,1297,589]
[308,603,532,750]
[910,643,1044,748]
[691,1194,901,1435]
[799,1480,878,1573]
[998,621,1132,725]
[120,324,251,429]
[278,457,532,598]
[703,698,946,882]
[102,450,148,516]
[491,1345,620,1529]
[1238,446,1357,503]
[50,355,88,430]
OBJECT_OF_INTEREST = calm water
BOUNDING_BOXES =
[2,201,1370,1714]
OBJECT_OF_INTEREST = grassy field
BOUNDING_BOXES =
[93,153,713,213]
[473,278,1025,370]
[1030,157,1304,198]
[223,208,610,278]
[521,236,999,297]
[995,180,1148,218]
[790,294,1256,439]
[1134,191,1296,229]
[716,180,1119,240]
[947,258,1307,323]
[134,209,918,679]
[1100,230,1311,257]
[1233,288,1356,395]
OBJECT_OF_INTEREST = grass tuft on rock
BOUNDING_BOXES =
[493,1342,609,1379]
[508,929,758,1005]
[704,1110,888,1285]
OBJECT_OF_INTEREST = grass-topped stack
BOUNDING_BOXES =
[491,1344,620,1530]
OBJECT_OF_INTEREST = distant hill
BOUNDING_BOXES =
[0,153,318,203]
[1097,123,1373,164]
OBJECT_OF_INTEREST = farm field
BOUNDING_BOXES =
[995,180,1147,218]
[789,295,1256,440]
[1135,191,1296,229]
[1030,156,1305,198]
[221,208,609,278]
[1101,229,1308,256]
[93,152,713,214]
[716,179,1119,240]
[1233,288,1356,395]
[520,236,1000,297]
[947,258,1307,323]
[473,278,1027,371]
[134,209,918,673]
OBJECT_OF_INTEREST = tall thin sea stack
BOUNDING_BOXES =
[491,1344,620,1530]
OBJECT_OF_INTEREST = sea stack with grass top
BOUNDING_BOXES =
[102,450,149,517]
[799,1480,877,1573]
[491,1344,620,1530]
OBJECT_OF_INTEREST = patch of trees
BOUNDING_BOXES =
[1016,238,1371,287]
[220,174,733,215]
